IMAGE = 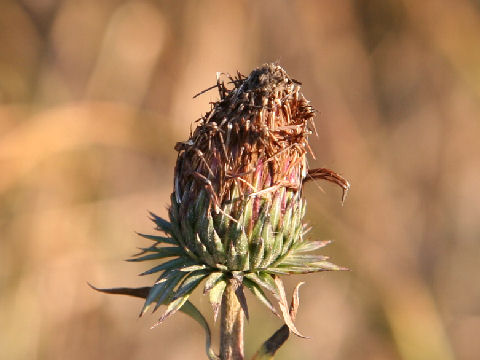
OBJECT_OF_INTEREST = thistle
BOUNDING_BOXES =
[92,63,349,360]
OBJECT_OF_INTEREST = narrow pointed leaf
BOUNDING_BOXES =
[139,257,194,276]
[270,192,283,231]
[179,300,220,360]
[278,254,329,267]
[274,276,307,338]
[149,212,172,234]
[233,279,249,321]
[261,219,276,267]
[250,281,304,360]
[169,193,180,223]
[136,232,178,245]
[89,283,219,360]
[203,272,224,294]
[128,247,184,262]
[227,240,238,270]
[250,237,265,270]
[207,216,226,264]
[243,278,279,317]
[180,212,198,254]
[141,270,180,315]
[289,282,304,320]
[294,240,331,253]
[88,283,150,298]
[154,293,191,326]
[179,264,208,272]
[173,270,210,300]
[251,203,268,241]
[244,272,279,299]
[152,272,187,313]
[235,228,249,270]
[209,278,227,322]
[196,234,217,267]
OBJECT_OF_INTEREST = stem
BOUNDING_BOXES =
[220,279,244,360]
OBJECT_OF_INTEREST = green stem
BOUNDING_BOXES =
[220,278,244,360]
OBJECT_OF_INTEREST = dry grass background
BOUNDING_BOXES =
[1,1,479,359]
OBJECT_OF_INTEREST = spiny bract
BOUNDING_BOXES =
[130,63,349,333]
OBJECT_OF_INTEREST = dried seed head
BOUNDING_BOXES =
[175,63,313,213]
[168,64,320,273]
[125,63,349,333]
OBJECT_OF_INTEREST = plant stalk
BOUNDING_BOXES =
[220,279,244,360]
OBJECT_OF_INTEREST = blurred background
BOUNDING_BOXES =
[1,0,479,359]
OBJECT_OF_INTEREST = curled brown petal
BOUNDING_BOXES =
[304,167,351,203]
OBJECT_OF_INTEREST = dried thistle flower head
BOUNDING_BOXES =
[128,63,349,333]
[172,63,316,273]
[95,64,349,348]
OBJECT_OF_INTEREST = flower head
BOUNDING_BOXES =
[130,63,349,333]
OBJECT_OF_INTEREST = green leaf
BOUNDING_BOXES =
[274,260,347,273]
[233,280,250,320]
[261,219,276,267]
[277,254,329,267]
[169,193,180,224]
[194,189,208,220]
[270,191,283,232]
[293,240,331,253]
[249,237,265,270]
[179,301,219,360]
[224,218,242,258]
[292,221,303,248]
[234,227,249,270]
[244,272,279,299]
[243,278,279,317]
[281,204,299,255]
[250,282,304,360]
[209,278,227,322]
[251,203,268,241]
[149,212,172,234]
[204,215,226,264]
[227,240,238,270]
[136,232,178,245]
[90,283,219,360]
[281,202,293,235]
[167,208,185,243]
[155,296,190,327]
[195,191,226,266]
[208,224,226,264]
[308,261,347,271]
[214,200,231,238]
[128,247,184,262]
[203,272,224,293]
[151,272,188,313]
[173,270,210,300]
[263,268,293,275]
[179,264,208,272]
[143,271,185,315]
[269,226,284,266]
[180,209,198,254]
[195,234,217,267]
[241,197,254,232]
[138,257,195,276]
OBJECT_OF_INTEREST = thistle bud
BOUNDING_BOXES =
[131,63,349,334]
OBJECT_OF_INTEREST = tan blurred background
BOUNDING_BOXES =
[1,0,479,359]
